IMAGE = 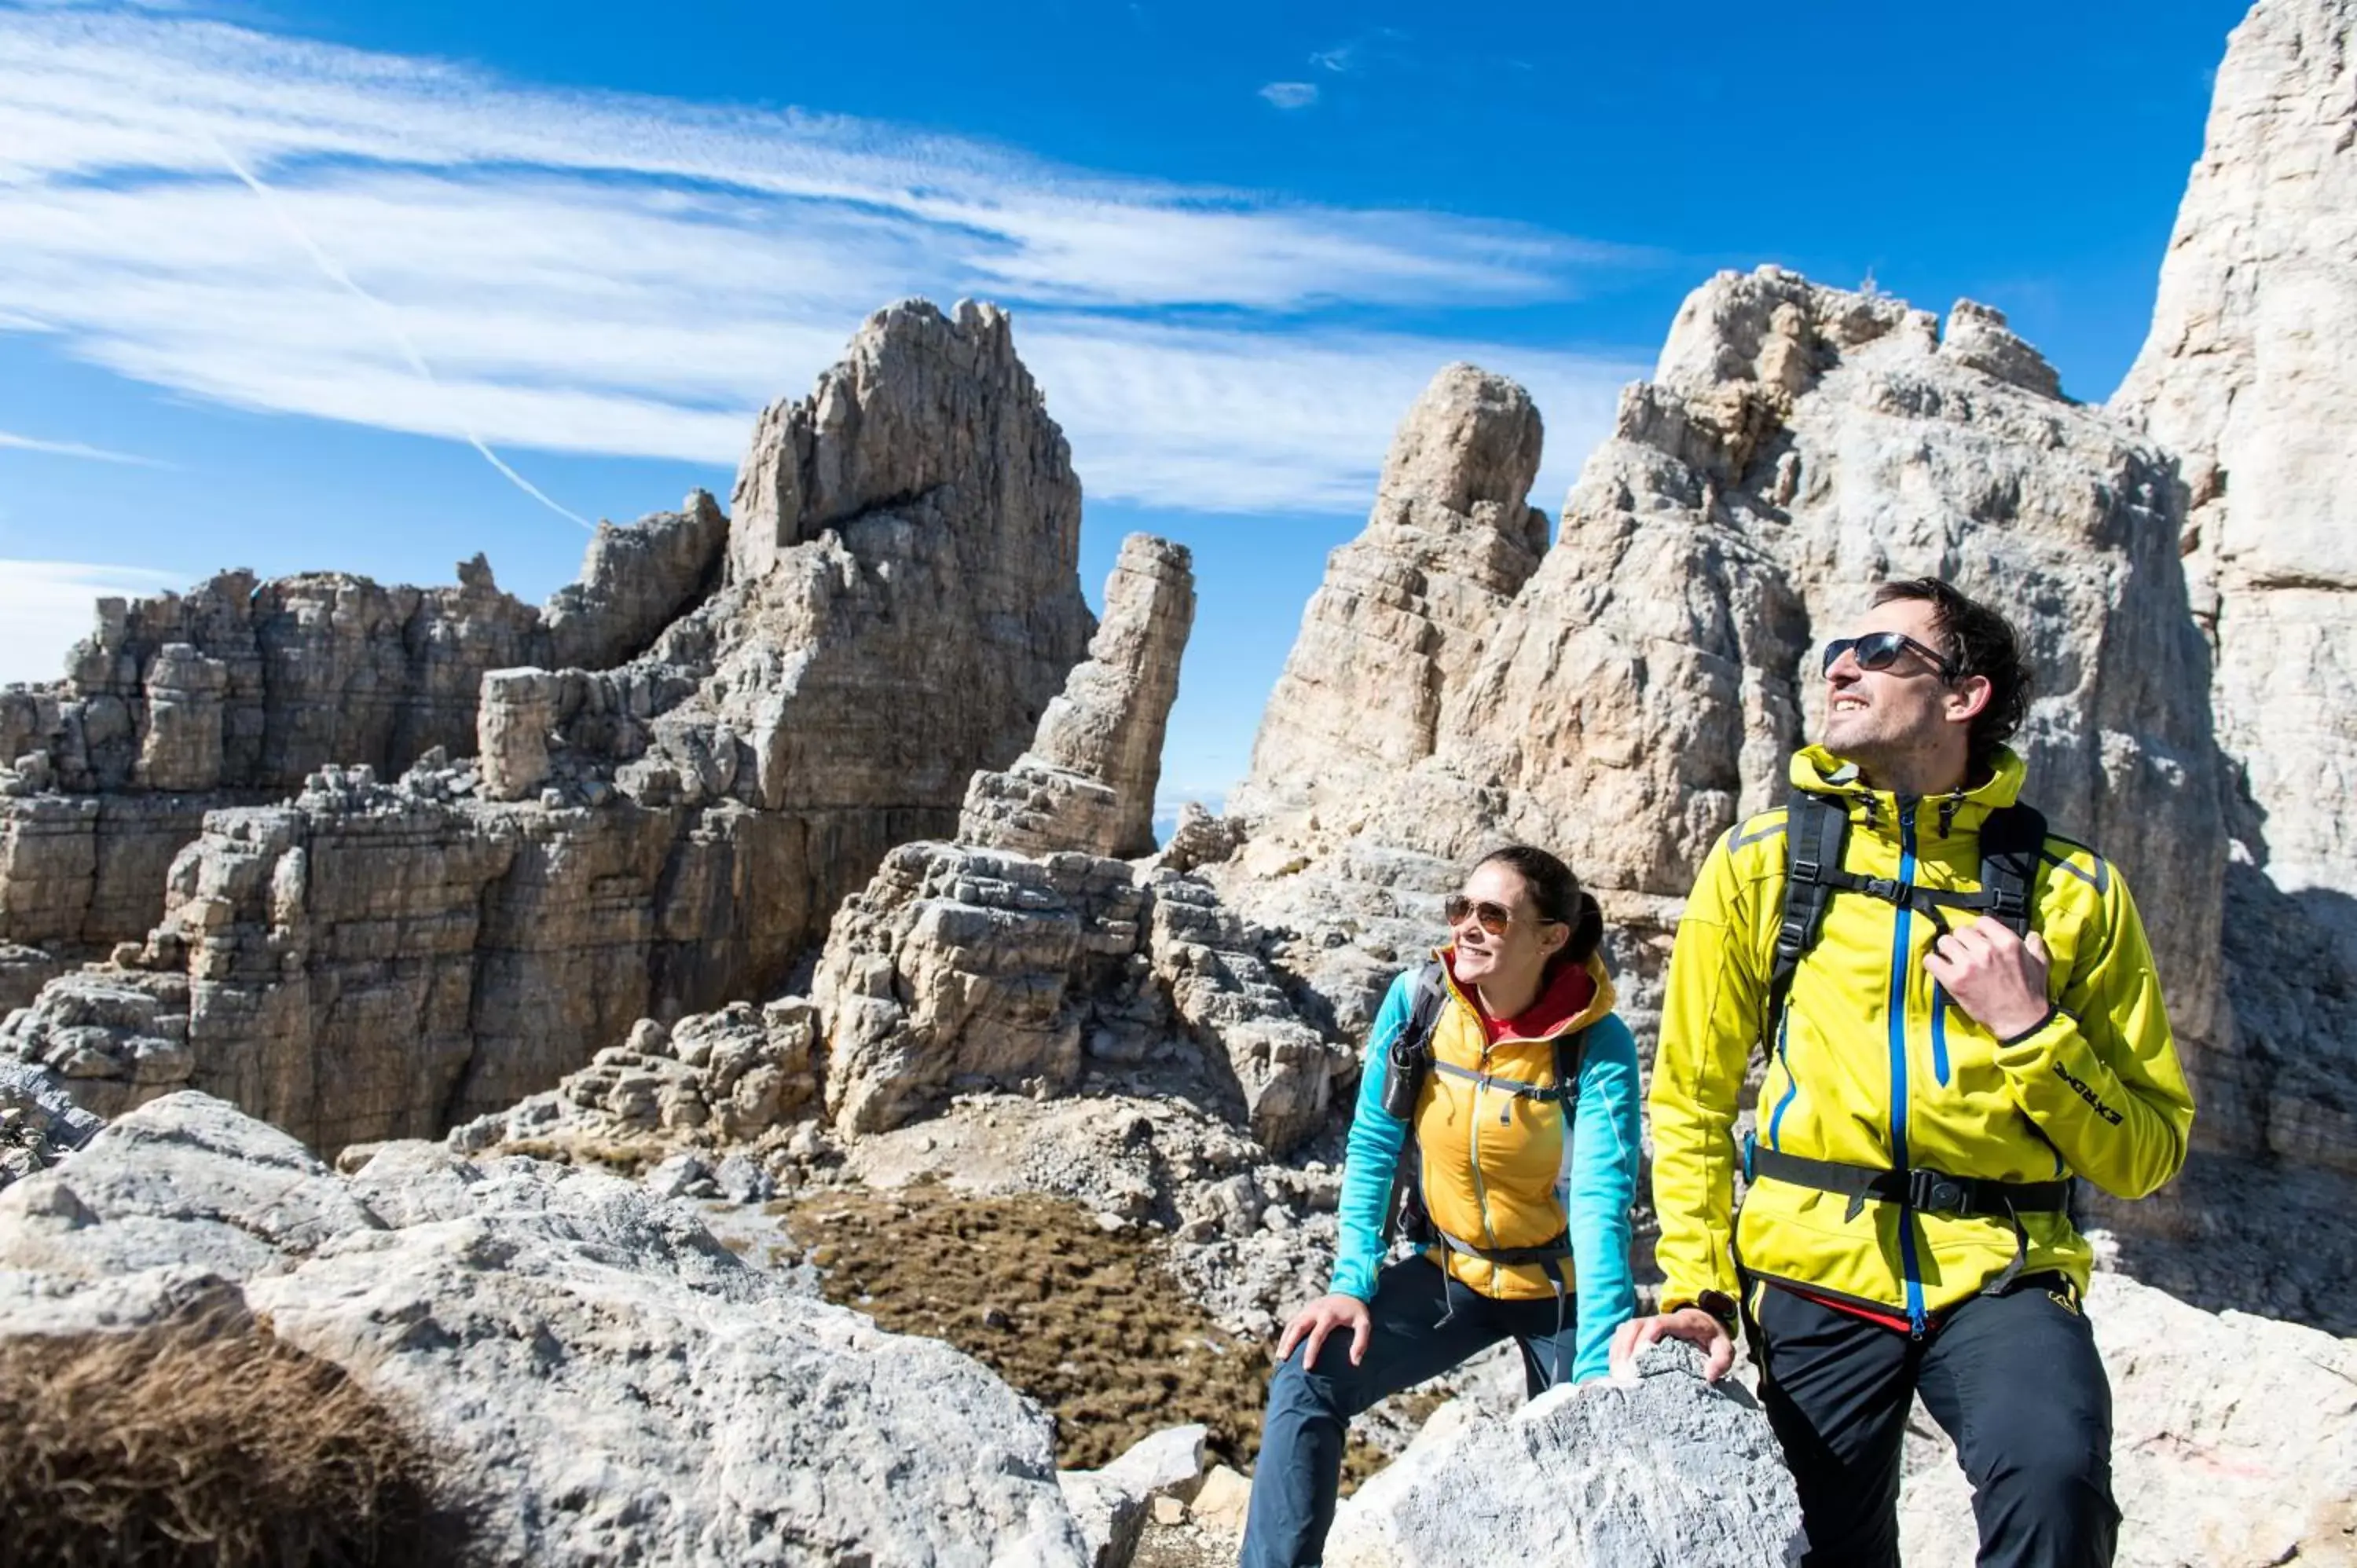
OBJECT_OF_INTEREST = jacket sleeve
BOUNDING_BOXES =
[1568,1016,1642,1382]
[1649,832,1762,1315]
[1328,971,1417,1302]
[1992,865,2193,1200]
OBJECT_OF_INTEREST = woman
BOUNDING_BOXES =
[1237,845,1642,1568]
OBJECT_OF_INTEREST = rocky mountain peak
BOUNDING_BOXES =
[728,297,1078,584]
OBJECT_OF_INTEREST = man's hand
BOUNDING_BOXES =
[1924,918,2052,1040]
[1275,1293,1372,1369]
[1609,1307,1734,1382]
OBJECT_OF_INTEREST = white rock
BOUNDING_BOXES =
[0,1092,1094,1566]
[1324,1341,1805,1568]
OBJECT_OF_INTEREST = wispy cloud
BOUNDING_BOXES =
[0,6,1650,515]
[1308,28,1409,76]
[1258,81,1319,110]
[0,560,187,687]
[0,428,163,466]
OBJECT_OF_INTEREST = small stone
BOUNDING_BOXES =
[643,1152,709,1202]
[1189,1466,1252,1535]
[713,1153,774,1205]
[1151,1496,1186,1526]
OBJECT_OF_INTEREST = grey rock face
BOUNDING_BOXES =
[0,1093,1093,1566]
[816,842,1156,1137]
[0,1056,102,1189]
[2113,0,2357,907]
[0,1091,379,1281]
[539,492,730,672]
[1146,873,1347,1155]
[813,837,1344,1154]
[730,298,1080,586]
[0,499,727,965]
[2106,0,2357,1219]
[4,302,1096,1151]
[963,533,1197,860]
[1239,364,1549,819]
[1324,1340,1805,1567]
[455,996,819,1156]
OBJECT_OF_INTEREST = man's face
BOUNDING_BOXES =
[1820,596,1961,764]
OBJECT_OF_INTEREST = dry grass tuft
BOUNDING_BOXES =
[0,1308,464,1567]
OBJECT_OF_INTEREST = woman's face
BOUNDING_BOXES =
[1448,861,1567,997]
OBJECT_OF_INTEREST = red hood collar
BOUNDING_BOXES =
[1441,947,1606,1042]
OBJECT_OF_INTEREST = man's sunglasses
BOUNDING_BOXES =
[1442,895,1562,936]
[1822,631,1959,682]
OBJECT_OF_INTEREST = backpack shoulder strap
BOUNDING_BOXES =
[1975,802,2047,937]
[1765,786,1848,1042]
[1380,960,1451,1245]
[1551,1025,1591,1116]
[1377,960,1450,1121]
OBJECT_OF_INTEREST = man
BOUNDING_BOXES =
[1617,578,2194,1568]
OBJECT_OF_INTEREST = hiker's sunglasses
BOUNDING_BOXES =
[1442,896,1561,936]
[1821,631,1959,682]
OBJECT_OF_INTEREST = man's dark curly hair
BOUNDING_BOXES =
[1871,577,2033,775]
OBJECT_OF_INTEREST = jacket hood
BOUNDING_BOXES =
[1436,947,1616,1042]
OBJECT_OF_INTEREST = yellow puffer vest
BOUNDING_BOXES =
[1651,746,2194,1324]
[1413,953,1617,1302]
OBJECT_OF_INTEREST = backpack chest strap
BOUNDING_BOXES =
[1428,1059,1573,1101]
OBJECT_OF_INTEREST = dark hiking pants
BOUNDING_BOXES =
[1238,1255,1579,1568]
[1750,1277,2119,1568]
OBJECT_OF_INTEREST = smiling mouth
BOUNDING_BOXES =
[1831,695,1868,713]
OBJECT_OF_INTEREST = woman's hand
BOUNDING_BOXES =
[1275,1293,1372,1368]
[1608,1307,1733,1382]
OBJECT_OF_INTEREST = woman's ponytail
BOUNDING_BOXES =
[1565,889,1603,965]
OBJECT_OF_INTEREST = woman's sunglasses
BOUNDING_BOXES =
[1442,896,1563,936]
[1821,630,1959,682]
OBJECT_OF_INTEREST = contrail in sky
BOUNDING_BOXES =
[201,134,595,530]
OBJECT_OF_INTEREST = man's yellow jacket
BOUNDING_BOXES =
[1651,745,2194,1328]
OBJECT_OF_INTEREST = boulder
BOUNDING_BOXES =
[1325,1340,1805,1567]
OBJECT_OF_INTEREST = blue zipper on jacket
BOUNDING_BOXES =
[1930,984,1952,1087]
[1890,802,1928,1337]
[1766,1012,1797,1149]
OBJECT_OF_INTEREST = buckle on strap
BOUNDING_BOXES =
[1907,1169,1972,1214]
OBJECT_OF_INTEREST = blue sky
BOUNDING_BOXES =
[0,0,2249,807]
